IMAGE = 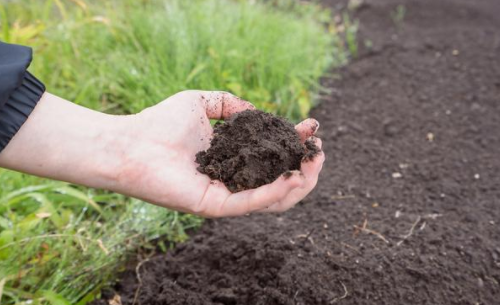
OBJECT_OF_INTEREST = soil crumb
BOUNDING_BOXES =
[303,137,321,161]
[196,110,305,193]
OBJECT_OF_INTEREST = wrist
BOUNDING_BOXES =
[0,92,133,192]
[86,114,135,192]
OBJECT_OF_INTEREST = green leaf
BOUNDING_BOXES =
[185,63,207,83]
[0,230,14,260]
[0,184,57,205]
[298,94,311,118]
[0,216,10,229]
[26,193,64,228]
[0,5,10,42]
[75,285,102,305]
[43,290,72,305]
[53,186,102,214]
[17,213,42,231]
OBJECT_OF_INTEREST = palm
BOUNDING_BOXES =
[120,91,324,217]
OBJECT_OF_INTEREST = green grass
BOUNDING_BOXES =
[391,4,406,29]
[2,0,349,119]
[0,0,356,304]
[0,170,202,304]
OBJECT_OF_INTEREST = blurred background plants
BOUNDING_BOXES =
[0,0,356,303]
[0,173,202,304]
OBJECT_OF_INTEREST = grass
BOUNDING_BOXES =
[391,4,406,29]
[2,0,349,119]
[0,171,202,304]
[0,0,356,304]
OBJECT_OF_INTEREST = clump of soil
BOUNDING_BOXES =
[196,110,307,193]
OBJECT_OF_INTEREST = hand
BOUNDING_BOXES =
[0,91,325,217]
[117,90,325,217]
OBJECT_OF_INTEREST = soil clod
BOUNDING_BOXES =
[196,110,308,193]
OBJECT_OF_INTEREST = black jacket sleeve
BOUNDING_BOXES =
[0,41,45,153]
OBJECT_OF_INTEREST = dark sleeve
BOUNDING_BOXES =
[0,41,45,153]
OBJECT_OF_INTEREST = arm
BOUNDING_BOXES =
[0,91,324,217]
[0,92,126,190]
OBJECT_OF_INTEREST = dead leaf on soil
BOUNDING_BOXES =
[109,294,122,305]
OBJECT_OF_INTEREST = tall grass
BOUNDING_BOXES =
[0,0,355,304]
[2,0,347,119]
[0,170,202,304]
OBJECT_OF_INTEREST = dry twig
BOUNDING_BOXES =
[353,224,390,244]
[132,257,151,305]
[330,195,356,200]
[297,228,316,246]
[397,216,421,246]
[330,281,348,303]
[97,239,110,255]
[341,242,361,254]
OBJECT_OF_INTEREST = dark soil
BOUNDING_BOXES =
[94,0,500,304]
[196,110,305,193]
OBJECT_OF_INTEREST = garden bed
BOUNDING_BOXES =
[94,0,500,304]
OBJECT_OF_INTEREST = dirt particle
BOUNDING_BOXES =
[283,171,294,179]
[392,172,403,179]
[302,138,321,162]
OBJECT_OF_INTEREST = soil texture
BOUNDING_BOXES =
[196,110,305,193]
[94,0,500,304]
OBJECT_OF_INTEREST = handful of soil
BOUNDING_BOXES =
[196,110,318,193]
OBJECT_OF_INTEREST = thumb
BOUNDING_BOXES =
[198,91,256,120]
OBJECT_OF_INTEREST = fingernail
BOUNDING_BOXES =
[311,119,320,133]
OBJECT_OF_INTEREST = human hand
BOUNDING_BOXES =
[0,91,324,218]
[115,90,325,217]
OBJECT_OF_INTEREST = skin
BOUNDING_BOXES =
[0,90,325,217]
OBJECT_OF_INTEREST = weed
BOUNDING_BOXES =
[1,0,347,120]
[391,4,406,29]
[0,169,202,304]
[342,13,359,57]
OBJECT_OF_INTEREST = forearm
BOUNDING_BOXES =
[0,92,127,190]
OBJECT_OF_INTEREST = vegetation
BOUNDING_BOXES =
[2,0,349,119]
[391,4,406,29]
[0,0,356,304]
[0,176,201,304]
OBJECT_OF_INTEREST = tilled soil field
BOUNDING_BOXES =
[95,0,500,304]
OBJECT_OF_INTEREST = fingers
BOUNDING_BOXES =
[295,118,319,143]
[312,136,323,149]
[258,137,325,213]
[200,171,305,217]
[199,91,256,120]
[297,138,325,187]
